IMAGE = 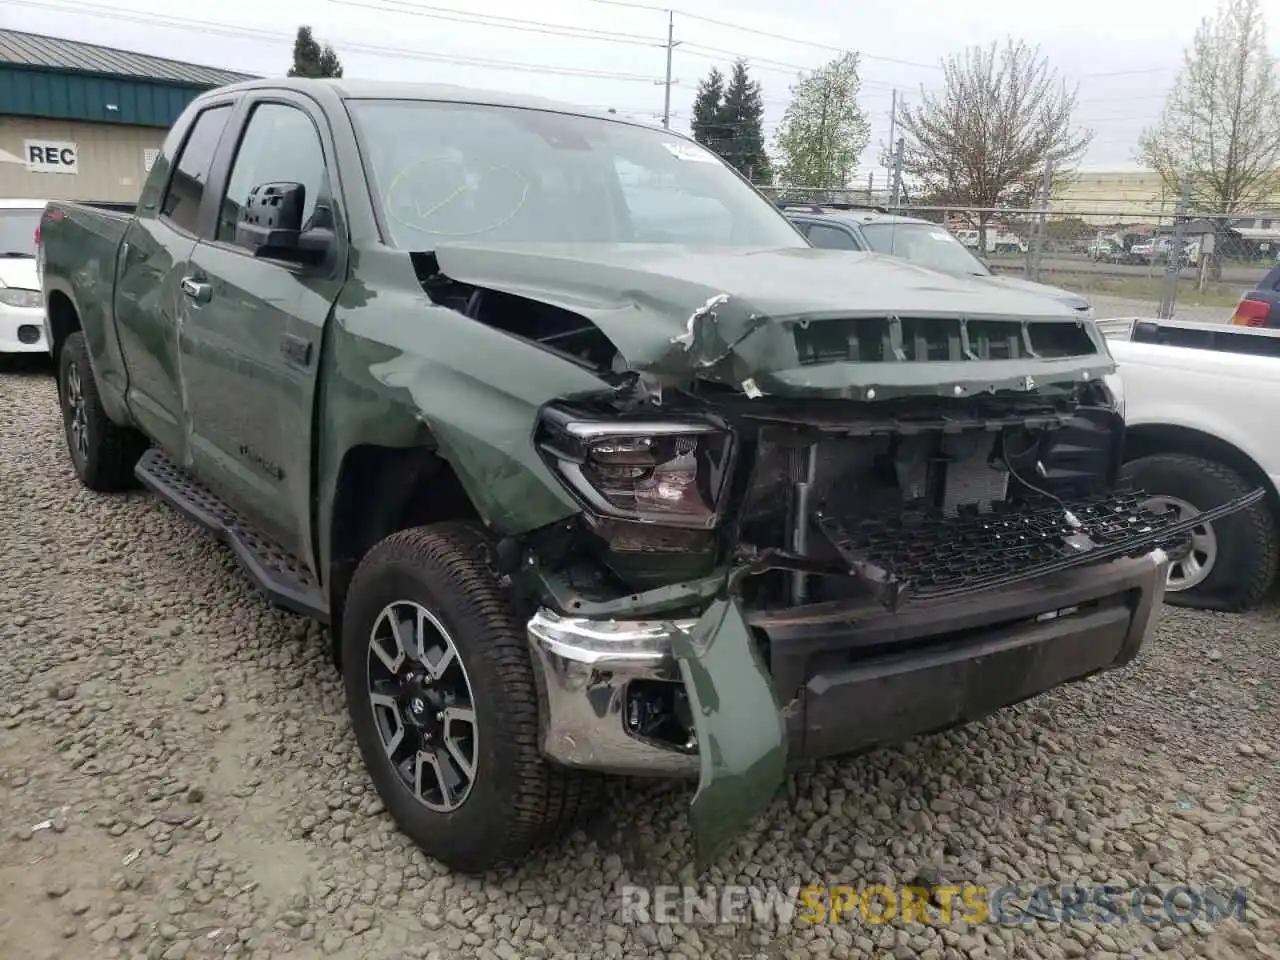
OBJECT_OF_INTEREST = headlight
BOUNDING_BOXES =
[0,287,42,309]
[537,406,734,528]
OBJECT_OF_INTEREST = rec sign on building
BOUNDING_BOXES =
[24,139,78,175]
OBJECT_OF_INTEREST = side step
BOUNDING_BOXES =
[135,448,329,623]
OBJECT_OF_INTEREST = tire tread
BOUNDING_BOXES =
[342,522,600,872]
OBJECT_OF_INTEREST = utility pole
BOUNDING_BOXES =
[886,90,897,183]
[661,10,675,129]
[890,137,904,209]
[1026,159,1054,281]
[1159,175,1193,319]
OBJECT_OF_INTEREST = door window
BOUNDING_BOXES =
[216,103,328,247]
[806,223,860,250]
[160,104,233,234]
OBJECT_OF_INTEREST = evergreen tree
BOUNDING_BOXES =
[720,60,771,183]
[691,68,726,153]
[288,26,344,79]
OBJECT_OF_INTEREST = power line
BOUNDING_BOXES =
[13,0,668,82]
[326,0,664,47]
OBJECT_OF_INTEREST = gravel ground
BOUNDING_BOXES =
[3,357,1279,960]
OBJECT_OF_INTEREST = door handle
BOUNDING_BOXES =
[180,276,212,303]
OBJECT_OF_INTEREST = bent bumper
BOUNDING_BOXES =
[527,612,700,777]
[527,548,1169,779]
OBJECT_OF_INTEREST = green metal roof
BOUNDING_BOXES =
[0,28,256,87]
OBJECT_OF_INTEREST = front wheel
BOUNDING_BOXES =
[341,522,599,873]
[1123,453,1277,611]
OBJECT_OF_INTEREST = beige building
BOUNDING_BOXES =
[1052,169,1280,226]
[0,28,252,204]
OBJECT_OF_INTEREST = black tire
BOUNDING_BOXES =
[57,331,148,492]
[1122,453,1277,611]
[341,521,600,873]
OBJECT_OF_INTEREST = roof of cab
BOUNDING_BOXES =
[203,76,656,128]
[784,206,932,229]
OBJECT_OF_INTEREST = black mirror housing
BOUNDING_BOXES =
[235,181,331,265]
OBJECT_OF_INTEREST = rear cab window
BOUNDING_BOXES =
[160,105,234,235]
[806,223,861,251]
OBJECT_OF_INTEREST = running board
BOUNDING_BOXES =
[134,448,329,623]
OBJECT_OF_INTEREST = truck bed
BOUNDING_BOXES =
[1099,316,1280,360]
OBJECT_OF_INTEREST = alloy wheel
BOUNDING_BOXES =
[1142,494,1218,591]
[65,362,88,464]
[366,601,478,813]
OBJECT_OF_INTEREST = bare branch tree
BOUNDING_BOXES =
[900,38,1091,249]
[1137,0,1280,218]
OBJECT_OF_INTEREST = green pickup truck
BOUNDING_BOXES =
[36,78,1256,874]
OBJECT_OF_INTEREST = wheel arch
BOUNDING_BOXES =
[45,288,82,367]
[1123,422,1280,520]
[326,443,481,667]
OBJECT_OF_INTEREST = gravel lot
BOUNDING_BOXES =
[3,358,1279,960]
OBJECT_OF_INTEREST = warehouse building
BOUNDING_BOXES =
[0,29,254,204]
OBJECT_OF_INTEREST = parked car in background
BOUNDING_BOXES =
[1100,316,1280,611]
[1088,238,1121,262]
[0,199,47,354]
[951,226,1027,256]
[785,204,1094,318]
[1127,236,1196,268]
[1229,264,1280,328]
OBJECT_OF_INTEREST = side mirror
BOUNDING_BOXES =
[235,181,332,265]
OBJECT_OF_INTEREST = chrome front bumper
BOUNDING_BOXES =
[526,610,699,778]
[525,550,1171,780]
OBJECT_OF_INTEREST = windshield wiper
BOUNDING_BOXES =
[0,251,35,259]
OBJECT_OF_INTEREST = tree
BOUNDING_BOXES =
[898,38,1090,251]
[773,53,869,192]
[1137,0,1280,219]
[288,25,344,79]
[720,61,772,183]
[691,68,727,153]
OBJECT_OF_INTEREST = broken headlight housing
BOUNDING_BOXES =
[536,405,735,528]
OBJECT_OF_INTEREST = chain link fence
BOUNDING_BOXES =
[756,185,1271,323]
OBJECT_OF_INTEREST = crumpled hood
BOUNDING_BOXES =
[975,272,1093,312]
[433,242,1115,399]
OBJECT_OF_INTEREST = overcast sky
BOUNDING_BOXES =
[5,0,1258,177]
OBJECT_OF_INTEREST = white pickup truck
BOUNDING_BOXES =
[1102,317,1280,610]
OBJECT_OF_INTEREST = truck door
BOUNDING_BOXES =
[113,102,234,460]
[180,93,344,569]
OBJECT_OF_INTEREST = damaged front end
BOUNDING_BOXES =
[412,250,1263,867]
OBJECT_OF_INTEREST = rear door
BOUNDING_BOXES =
[180,92,345,564]
[113,101,235,459]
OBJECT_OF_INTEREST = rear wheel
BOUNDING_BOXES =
[1123,453,1277,611]
[341,522,599,873]
[58,332,147,491]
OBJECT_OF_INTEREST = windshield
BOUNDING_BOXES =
[859,222,989,276]
[347,100,806,249]
[0,208,41,258]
